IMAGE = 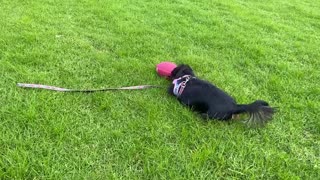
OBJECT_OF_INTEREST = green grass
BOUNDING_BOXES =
[1,0,319,179]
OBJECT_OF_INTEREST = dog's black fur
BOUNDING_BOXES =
[168,64,275,125]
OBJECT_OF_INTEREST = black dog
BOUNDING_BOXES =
[168,64,276,126]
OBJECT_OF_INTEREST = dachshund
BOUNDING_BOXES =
[167,64,276,127]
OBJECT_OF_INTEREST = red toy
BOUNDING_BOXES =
[156,61,177,78]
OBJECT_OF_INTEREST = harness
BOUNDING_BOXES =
[172,75,195,97]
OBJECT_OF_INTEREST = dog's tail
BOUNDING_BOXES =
[234,100,276,127]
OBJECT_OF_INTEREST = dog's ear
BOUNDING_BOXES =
[182,65,194,75]
[170,65,182,77]
[170,64,195,79]
[180,64,195,76]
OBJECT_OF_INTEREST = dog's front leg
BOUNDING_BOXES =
[167,84,175,96]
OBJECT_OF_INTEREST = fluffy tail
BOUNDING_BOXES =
[234,100,276,127]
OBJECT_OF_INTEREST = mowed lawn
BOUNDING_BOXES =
[0,0,319,179]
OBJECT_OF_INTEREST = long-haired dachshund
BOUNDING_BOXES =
[168,64,276,127]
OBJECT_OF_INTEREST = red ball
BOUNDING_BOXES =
[156,61,177,77]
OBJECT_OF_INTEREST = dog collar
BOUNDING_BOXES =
[172,75,194,96]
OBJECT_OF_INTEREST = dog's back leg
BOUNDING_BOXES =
[180,99,209,114]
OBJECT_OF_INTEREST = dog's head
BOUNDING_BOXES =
[170,64,195,80]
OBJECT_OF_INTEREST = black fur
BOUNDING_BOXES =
[168,64,276,127]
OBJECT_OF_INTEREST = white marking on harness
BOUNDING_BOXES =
[172,75,193,96]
